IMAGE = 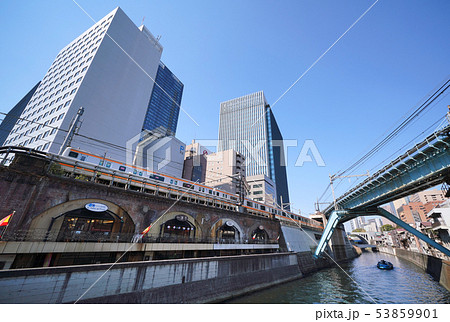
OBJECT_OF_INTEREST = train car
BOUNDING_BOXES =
[60,147,237,202]
[60,147,323,230]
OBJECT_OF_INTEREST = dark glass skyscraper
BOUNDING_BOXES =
[218,91,290,208]
[143,62,183,136]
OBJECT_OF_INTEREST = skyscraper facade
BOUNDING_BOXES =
[3,7,163,161]
[0,82,40,145]
[142,62,183,136]
[218,91,290,208]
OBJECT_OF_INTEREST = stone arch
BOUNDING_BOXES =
[144,211,201,242]
[28,199,135,242]
[210,218,244,243]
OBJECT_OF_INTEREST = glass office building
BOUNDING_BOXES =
[218,91,290,208]
[143,62,184,136]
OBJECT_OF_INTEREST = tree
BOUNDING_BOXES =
[381,224,395,232]
[352,228,366,232]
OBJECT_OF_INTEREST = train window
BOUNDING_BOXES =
[80,156,86,161]
[119,166,126,171]
[182,183,194,189]
[139,171,143,176]
[149,174,165,182]
[260,205,265,211]
[68,151,79,158]
[105,162,111,168]
[209,190,212,194]
[99,160,104,166]
[247,201,253,207]
[174,180,177,185]
[133,169,137,175]
[170,179,174,184]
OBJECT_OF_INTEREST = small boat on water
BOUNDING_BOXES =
[377,260,394,270]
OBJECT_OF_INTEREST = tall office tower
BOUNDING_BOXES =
[218,91,290,208]
[0,82,40,145]
[3,7,163,161]
[142,62,183,136]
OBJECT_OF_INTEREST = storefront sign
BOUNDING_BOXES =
[85,203,108,212]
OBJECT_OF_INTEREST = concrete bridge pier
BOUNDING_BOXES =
[315,208,450,258]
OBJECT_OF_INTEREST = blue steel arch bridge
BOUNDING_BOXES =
[314,124,450,258]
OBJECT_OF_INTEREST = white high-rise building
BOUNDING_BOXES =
[4,7,163,161]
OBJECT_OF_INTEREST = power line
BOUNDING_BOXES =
[323,114,448,204]
[337,78,450,177]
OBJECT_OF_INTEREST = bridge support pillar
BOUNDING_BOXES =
[314,210,348,258]
[314,207,450,258]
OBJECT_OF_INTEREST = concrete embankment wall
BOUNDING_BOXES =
[296,251,333,275]
[378,247,450,292]
[0,252,303,304]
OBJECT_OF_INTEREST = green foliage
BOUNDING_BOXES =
[74,174,91,181]
[48,163,65,176]
[381,224,395,231]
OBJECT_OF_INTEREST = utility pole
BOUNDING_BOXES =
[315,198,332,212]
[59,107,84,155]
[329,171,370,211]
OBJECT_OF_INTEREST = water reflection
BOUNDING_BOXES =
[225,252,450,304]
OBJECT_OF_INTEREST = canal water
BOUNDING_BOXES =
[225,252,450,304]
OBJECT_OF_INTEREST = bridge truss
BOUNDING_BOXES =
[315,125,450,258]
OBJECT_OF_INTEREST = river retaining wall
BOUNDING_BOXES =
[378,247,450,292]
[0,252,302,303]
[0,251,340,304]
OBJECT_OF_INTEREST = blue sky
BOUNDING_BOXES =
[1,0,449,215]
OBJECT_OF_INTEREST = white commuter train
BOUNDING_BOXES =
[60,147,323,230]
